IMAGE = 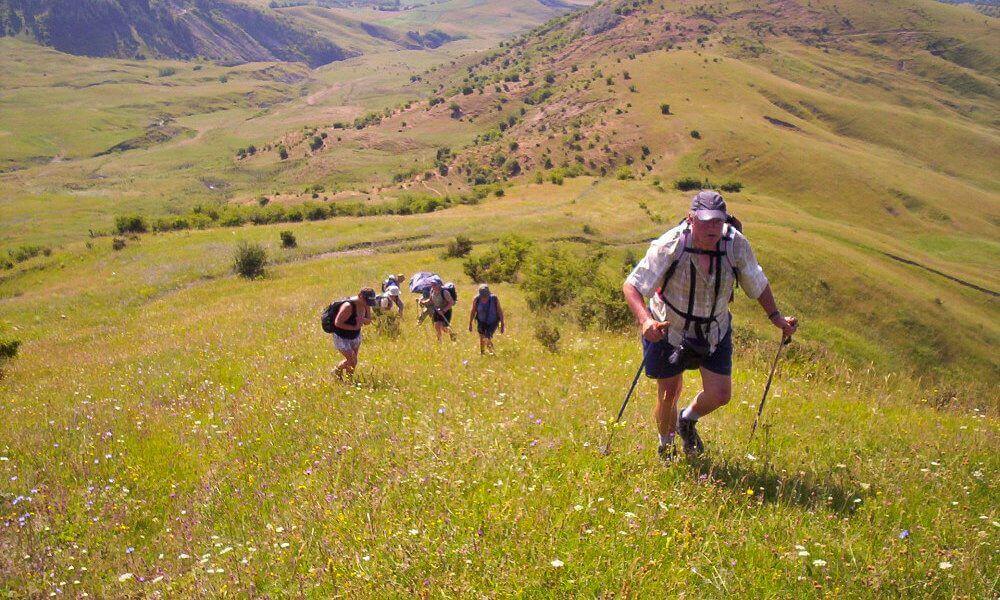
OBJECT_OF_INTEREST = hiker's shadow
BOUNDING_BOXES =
[688,455,864,516]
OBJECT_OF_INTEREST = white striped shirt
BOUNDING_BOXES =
[625,223,769,351]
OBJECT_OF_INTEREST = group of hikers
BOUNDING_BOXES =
[323,273,506,379]
[324,190,797,461]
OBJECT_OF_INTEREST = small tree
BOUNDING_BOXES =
[280,230,297,248]
[660,103,671,115]
[443,235,473,258]
[278,146,289,160]
[690,130,701,139]
[233,241,267,279]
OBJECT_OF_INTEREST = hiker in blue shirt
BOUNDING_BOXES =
[469,284,504,355]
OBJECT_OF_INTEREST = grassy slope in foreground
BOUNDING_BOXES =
[0,177,996,597]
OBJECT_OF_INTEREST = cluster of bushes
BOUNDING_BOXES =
[112,191,487,237]
[1,244,52,269]
[462,237,633,341]
[534,163,589,186]
[434,147,453,176]
[524,87,554,105]
[462,234,533,283]
[235,145,258,159]
[674,177,743,193]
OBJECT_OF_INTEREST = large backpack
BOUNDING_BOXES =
[443,282,458,303]
[321,298,352,333]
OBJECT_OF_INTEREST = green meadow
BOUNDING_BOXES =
[0,0,998,596]
[1,177,997,596]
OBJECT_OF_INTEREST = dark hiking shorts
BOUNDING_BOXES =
[642,330,733,379]
[477,321,499,339]
[432,309,453,325]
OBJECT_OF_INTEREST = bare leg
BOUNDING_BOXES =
[654,374,683,437]
[685,368,732,418]
[434,322,443,342]
[334,348,358,379]
[479,335,486,354]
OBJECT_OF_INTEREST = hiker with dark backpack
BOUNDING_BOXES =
[469,284,505,354]
[420,279,456,342]
[622,190,797,460]
[322,287,376,379]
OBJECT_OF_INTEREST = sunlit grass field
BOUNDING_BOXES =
[1,178,996,597]
[0,0,997,595]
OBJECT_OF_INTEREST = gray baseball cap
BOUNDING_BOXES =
[690,190,727,221]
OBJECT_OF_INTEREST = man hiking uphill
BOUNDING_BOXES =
[469,284,505,355]
[623,190,798,460]
[329,288,376,380]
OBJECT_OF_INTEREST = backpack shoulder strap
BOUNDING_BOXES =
[724,224,738,281]
[658,228,689,292]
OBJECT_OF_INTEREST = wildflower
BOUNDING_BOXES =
[550,559,564,568]
[939,561,952,570]
[899,530,910,540]
[798,550,810,557]
[118,573,133,583]
[812,559,826,567]
[746,488,754,496]
[408,529,419,536]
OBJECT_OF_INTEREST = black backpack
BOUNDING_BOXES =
[443,282,458,302]
[321,298,351,333]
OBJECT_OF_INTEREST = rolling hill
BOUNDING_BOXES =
[0,1,997,595]
[0,0,362,66]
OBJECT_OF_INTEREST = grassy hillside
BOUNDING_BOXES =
[0,0,997,596]
[0,179,997,596]
[0,0,356,66]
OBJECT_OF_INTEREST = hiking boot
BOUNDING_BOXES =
[677,416,705,456]
[657,443,678,463]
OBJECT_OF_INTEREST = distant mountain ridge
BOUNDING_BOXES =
[0,0,358,66]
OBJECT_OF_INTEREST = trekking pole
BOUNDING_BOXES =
[601,350,650,456]
[748,334,791,444]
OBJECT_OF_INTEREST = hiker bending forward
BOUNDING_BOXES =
[623,190,797,459]
[333,288,376,379]
[381,274,405,316]
[421,280,455,342]
[469,284,504,354]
